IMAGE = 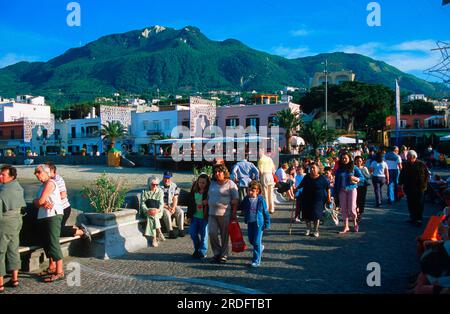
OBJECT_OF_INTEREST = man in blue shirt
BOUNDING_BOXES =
[231,156,260,206]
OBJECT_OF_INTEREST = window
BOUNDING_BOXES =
[143,120,149,131]
[335,119,342,129]
[152,120,161,131]
[71,127,76,138]
[42,129,48,139]
[54,129,61,139]
[226,118,239,128]
[10,129,15,139]
[400,120,407,129]
[0,130,3,137]
[246,117,260,128]
[414,119,420,129]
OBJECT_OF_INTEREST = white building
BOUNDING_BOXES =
[0,97,51,124]
[131,109,179,153]
[407,94,428,102]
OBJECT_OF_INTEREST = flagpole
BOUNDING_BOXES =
[395,79,401,147]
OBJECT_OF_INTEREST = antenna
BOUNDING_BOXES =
[424,41,450,86]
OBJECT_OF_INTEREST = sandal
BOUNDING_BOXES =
[5,279,19,288]
[43,272,65,283]
[38,268,56,277]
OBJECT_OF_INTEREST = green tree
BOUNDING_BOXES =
[300,120,336,151]
[401,100,437,114]
[300,81,395,133]
[100,121,128,151]
[275,109,303,153]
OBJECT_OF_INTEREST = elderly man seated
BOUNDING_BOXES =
[159,171,185,239]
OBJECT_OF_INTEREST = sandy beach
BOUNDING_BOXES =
[15,165,196,189]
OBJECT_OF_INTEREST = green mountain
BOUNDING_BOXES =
[0,25,448,107]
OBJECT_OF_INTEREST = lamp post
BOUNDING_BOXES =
[322,59,329,131]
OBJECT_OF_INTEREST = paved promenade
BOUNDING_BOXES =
[4,183,441,294]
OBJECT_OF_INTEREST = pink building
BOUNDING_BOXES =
[177,101,301,149]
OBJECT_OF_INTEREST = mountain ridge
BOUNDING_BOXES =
[0,25,448,107]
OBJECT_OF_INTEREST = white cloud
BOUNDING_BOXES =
[333,42,384,58]
[273,45,312,59]
[291,29,310,37]
[333,40,449,73]
[0,53,39,69]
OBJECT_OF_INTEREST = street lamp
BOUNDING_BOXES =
[322,59,329,131]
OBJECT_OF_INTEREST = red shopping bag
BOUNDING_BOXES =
[229,219,247,253]
[396,185,405,199]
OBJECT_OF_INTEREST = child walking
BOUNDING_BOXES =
[186,174,210,259]
[240,181,271,267]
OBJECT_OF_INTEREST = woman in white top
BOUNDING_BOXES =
[33,164,65,283]
[369,152,390,207]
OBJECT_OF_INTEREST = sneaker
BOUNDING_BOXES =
[305,229,311,236]
[295,217,301,223]
[219,256,227,263]
[178,229,186,237]
[312,232,319,238]
[80,223,92,242]
[251,262,260,268]
[157,233,166,242]
[168,230,178,239]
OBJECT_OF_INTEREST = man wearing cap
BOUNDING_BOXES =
[399,150,429,227]
[160,171,185,239]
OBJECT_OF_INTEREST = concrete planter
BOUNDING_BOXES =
[83,208,148,259]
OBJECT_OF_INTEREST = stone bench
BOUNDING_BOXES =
[19,192,189,272]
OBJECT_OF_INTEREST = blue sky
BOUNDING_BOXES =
[0,0,449,81]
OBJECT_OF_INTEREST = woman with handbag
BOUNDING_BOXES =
[141,176,165,247]
[355,156,371,222]
[240,181,270,267]
[186,174,210,259]
[335,153,364,234]
[207,164,239,264]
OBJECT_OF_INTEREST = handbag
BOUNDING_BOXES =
[145,199,161,209]
[228,219,247,253]
[323,200,339,226]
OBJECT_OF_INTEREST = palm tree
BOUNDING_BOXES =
[100,121,128,152]
[275,109,302,153]
[300,120,336,152]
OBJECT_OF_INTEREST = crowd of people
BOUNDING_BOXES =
[1,143,449,293]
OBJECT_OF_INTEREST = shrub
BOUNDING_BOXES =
[193,165,213,180]
[82,173,127,213]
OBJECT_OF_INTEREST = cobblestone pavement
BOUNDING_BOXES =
[4,186,442,294]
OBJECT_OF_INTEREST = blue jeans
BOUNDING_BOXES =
[189,217,208,256]
[247,222,264,264]
[387,169,399,202]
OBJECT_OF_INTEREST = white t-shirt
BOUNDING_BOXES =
[37,179,64,219]
[54,174,70,209]
[275,168,287,182]
[370,161,388,177]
